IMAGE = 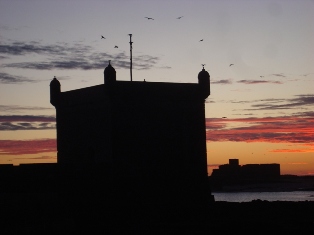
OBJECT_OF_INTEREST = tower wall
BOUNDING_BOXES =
[50,65,213,210]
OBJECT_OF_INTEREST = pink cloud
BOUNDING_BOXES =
[0,139,56,155]
[206,115,314,144]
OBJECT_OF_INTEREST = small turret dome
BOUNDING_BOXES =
[50,76,61,106]
[104,60,116,84]
[198,66,210,81]
[50,76,61,88]
[198,65,210,98]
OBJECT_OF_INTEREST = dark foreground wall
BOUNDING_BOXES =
[1,163,212,210]
[1,194,313,234]
[1,163,213,233]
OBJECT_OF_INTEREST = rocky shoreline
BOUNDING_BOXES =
[210,175,314,192]
[1,193,314,234]
[210,200,314,233]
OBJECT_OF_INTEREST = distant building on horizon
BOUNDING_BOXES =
[211,159,280,183]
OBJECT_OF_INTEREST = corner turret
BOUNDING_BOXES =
[104,60,116,84]
[198,65,210,98]
[50,76,61,107]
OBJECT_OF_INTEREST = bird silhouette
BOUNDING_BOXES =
[114,46,118,48]
[145,17,154,20]
[260,76,264,78]
[199,39,203,42]
[101,35,106,39]
[177,16,183,19]
[229,64,234,66]
[222,117,227,119]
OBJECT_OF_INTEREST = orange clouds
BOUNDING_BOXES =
[0,114,313,158]
[270,147,314,153]
[285,162,308,165]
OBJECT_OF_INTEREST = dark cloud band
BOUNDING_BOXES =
[0,115,56,131]
[237,80,282,85]
[206,112,314,144]
[0,72,35,84]
[0,41,160,71]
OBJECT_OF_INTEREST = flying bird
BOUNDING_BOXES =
[101,35,106,39]
[114,46,118,48]
[222,117,227,119]
[260,76,264,78]
[199,39,203,42]
[229,64,234,67]
[145,17,154,20]
[177,16,183,19]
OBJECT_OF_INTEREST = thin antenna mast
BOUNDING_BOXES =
[129,34,133,81]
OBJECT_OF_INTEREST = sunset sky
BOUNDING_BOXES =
[0,0,313,175]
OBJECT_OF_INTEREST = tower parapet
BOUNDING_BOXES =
[50,76,61,106]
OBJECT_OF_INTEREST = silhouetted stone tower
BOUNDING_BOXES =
[50,61,213,212]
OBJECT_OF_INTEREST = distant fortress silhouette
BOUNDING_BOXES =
[210,159,280,191]
[212,159,280,180]
[1,61,214,217]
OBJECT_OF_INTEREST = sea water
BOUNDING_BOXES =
[212,191,314,202]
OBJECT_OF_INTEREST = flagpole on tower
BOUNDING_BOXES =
[129,34,133,81]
